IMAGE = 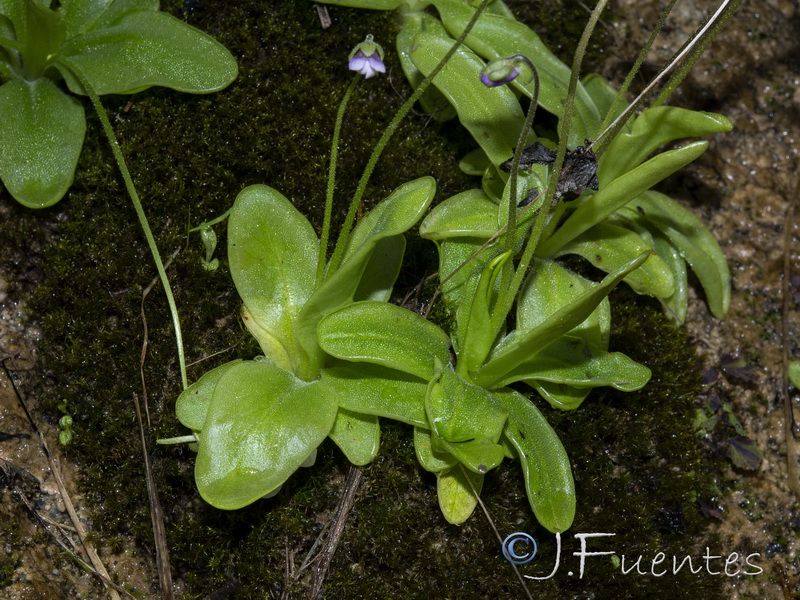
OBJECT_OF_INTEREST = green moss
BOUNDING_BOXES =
[0,1,727,599]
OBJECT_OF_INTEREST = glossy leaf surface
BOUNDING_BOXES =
[553,222,674,298]
[410,31,524,166]
[626,191,730,318]
[494,388,575,533]
[228,185,318,373]
[0,77,84,208]
[195,361,337,510]
[476,252,649,387]
[433,0,601,145]
[318,301,450,381]
[329,409,380,466]
[175,359,242,432]
[321,363,428,426]
[59,10,238,95]
[436,466,483,525]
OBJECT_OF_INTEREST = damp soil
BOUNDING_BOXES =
[1,1,799,599]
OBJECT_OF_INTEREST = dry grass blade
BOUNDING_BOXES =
[0,458,138,600]
[461,465,534,600]
[138,250,180,600]
[305,465,363,599]
[1,359,123,600]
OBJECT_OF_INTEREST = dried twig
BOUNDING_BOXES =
[304,465,363,599]
[1,359,122,600]
[0,458,138,600]
[138,250,180,600]
[462,466,534,600]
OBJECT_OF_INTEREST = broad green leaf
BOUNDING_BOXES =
[321,363,428,426]
[414,426,457,472]
[457,251,510,375]
[433,0,602,144]
[494,388,575,533]
[538,141,710,257]
[343,177,436,264]
[436,466,483,525]
[598,107,732,186]
[628,190,730,318]
[23,0,65,79]
[329,409,380,466]
[516,259,610,352]
[59,10,237,95]
[420,189,498,240]
[427,368,508,444]
[228,184,318,374]
[175,359,242,431]
[61,0,157,38]
[299,177,435,356]
[397,11,456,121]
[0,78,84,208]
[195,361,337,510]
[410,31,524,166]
[353,235,406,302]
[476,252,649,387]
[318,301,450,381]
[459,148,491,176]
[0,0,25,44]
[528,381,590,411]
[436,437,505,475]
[426,368,507,474]
[606,210,689,320]
[553,222,674,298]
[493,335,651,393]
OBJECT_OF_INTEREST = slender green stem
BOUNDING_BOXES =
[595,0,678,150]
[56,56,188,390]
[494,56,540,323]
[188,207,231,232]
[591,0,739,156]
[650,0,741,108]
[491,0,609,332]
[503,56,540,255]
[316,76,360,288]
[325,0,492,277]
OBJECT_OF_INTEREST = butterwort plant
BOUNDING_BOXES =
[0,0,238,389]
[0,0,238,208]
[160,34,443,508]
[319,0,735,322]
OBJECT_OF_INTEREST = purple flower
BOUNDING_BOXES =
[479,55,534,87]
[348,34,385,79]
[480,65,520,87]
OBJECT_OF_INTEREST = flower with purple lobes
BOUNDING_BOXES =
[348,34,385,79]
[479,55,534,87]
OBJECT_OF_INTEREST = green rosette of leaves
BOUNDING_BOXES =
[316,244,651,531]
[173,177,436,510]
[0,0,238,208]
[318,0,732,322]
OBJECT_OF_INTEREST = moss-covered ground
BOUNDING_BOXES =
[0,1,734,598]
